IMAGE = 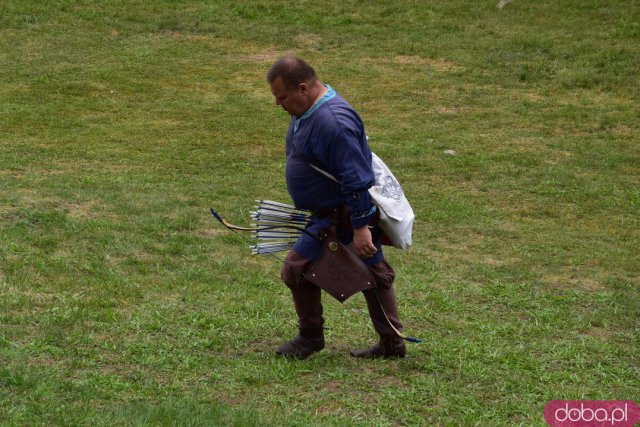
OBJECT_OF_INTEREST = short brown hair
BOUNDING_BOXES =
[267,56,317,89]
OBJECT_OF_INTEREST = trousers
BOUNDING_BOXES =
[281,250,403,338]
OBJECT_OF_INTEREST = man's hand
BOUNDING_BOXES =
[353,226,377,259]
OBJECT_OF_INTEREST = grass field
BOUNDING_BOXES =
[1,1,639,425]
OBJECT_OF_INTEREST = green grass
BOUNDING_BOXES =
[1,0,639,425]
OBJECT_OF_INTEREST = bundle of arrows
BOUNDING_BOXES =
[249,200,311,255]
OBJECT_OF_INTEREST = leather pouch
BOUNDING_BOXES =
[303,228,376,303]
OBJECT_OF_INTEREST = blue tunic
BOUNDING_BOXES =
[285,86,383,264]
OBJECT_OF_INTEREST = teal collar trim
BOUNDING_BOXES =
[294,85,336,133]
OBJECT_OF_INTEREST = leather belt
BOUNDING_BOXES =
[310,207,342,218]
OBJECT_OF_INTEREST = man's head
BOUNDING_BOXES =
[267,56,322,117]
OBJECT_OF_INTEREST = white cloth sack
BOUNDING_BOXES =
[368,153,414,250]
[309,152,414,250]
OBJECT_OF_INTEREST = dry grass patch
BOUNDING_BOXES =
[541,272,608,292]
[580,326,611,341]
[64,200,105,219]
[611,124,638,137]
[433,236,521,271]
[294,33,323,50]
[230,45,287,64]
[394,55,464,73]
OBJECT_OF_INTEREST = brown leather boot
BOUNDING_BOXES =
[276,327,325,360]
[350,336,406,359]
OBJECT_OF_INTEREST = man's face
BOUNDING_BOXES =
[270,76,309,117]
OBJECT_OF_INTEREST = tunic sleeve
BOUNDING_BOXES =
[326,127,376,229]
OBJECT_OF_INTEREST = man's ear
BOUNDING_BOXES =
[298,82,309,94]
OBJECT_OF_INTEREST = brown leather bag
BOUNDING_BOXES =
[303,228,376,303]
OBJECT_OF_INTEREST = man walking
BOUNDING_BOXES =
[267,56,406,359]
